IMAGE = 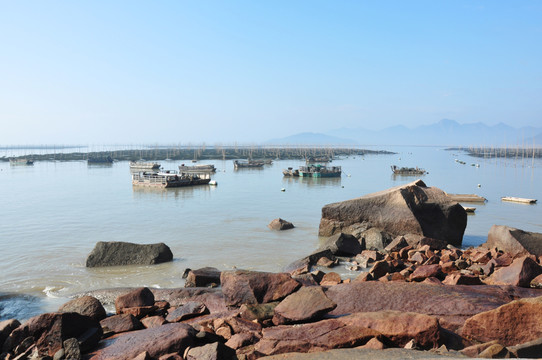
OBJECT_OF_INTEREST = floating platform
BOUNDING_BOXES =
[446,194,487,203]
[462,206,476,213]
[501,197,537,204]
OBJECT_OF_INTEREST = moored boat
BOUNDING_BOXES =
[298,164,341,178]
[283,167,300,177]
[233,160,265,169]
[130,161,161,170]
[391,165,426,175]
[9,158,34,165]
[305,156,331,164]
[179,164,216,173]
[132,170,211,188]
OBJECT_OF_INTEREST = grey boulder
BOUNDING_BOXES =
[86,241,173,267]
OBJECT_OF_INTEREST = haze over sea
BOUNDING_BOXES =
[1,145,541,320]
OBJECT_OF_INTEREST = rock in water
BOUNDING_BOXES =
[484,225,542,258]
[318,180,467,247]
[268,218,295,230]
[86,241,173,267]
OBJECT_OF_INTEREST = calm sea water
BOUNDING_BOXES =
[1,146,541,320]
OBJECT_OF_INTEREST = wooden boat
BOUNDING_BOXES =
[130,161,161,170]
[282,167,300,177]
[88,156,113,164]
[501,197,537,204]
[179,164,216,173]
[132,170,211,188]
[306,156,331,164]
[391,165,426,175]
[446,194,487,203]
[298,164,341,178]
[233,160,264,169]
[9,158,34,165]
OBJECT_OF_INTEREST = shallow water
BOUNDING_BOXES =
[1,146,541,320]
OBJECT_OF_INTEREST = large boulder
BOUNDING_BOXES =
[2,312,102,356]
[484,256,542,288]
[184,267,221,288]
[88,323,196,360]
[220,270,301,307]
[462,296,542,346]
[324,281,542,333]
[319,180,467,247]
[86,241,173,267]
[484,225,542,258]
[272,286,336,325]
[58,296,106,321]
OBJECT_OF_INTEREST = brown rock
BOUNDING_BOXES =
[255,318,380,356]
[59,296,106,322]
[100,314,143,334]
[359,337,386,349]
[268,218,294,230]
[184,267,221,288]
[384,236,409,253]
[283,249,336,275]
[408,251,427,264]
[353,272,373,282]
[152,288,227,314]
[158,353,183,360]
[339,311,440,349]
[410,264,443,282]
[319,180,467,247]
[368,260,390,279]
[141,316,167,328]
[485,256,542,287]
[442,273,483,286]
[186,342,236,360]
[319,272,341,286]
[239,302,278,323]
[166,301,208,322]
[462,296,542,346]
[477,344,512,358]
[0,319,20,349]
[63,337,81,360]
[460,340,500,357]
[440,261,458,274]
[220,270,301,307]
[361,228,393,251]
[273,286,336,325]
[119,305,156,319]
[318,232,363,256]
[115,287,155,314]
[494,253,514,267]
[316,257,336,268]
[485,225,542,258]
[88,323,196,360]
[530,274,542,288]
[225,333,260,350]
[507,337,542,358]
[325,281,542,333]
[3,312,102,357]
[422,277,442,285]
[418,237,449,250]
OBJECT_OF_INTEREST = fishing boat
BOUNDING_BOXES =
[305,156,331,164]
[132,170,211,188]
[298,164,341,178]
[130,161,161,170]
[282,167,300,177]
[9,158,34,165]
[233,160,265,169]
[178,164,216,173]
[391,165,426,175]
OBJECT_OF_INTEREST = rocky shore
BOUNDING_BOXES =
[2,180,542,359]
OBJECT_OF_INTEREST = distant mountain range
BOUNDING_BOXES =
[267,119,542,146]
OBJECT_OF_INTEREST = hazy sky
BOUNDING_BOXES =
[1,1,541,145]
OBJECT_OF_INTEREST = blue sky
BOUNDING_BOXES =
[1,1,540,145]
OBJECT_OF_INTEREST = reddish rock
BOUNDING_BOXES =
[460,340,500,357]
[359,337,386,349]
[462,296,542,346]
[220,270,301,307]
[318,232,363,256]
[531,274,542,288]
[423,255,440,265]
[141,316,167,329]
[471,250,492,264]
[239,302,278,323]
[158,354,183,360]
[185,342,236,360]
[410,264,443,282]
[59,296,106,322]
[353,272,373,282]
[478,344,512,358]
[485,256,542,287]
[316,257,337,268]
[223,316,262,335]
[384,236,409,253]
[255,318,380,356]
[225,332,260,350]
[422,277,442,285]
[3,312,102,357]
[494,253,514,267]
[88,323,196,360]
[100,314,143,334]
[115,287,155,314]
[119,305,156,319]
[440,261,458,274]
[268,218,294,230]
[485,225,542,258]
[152,288,227,314]
[166,301,208,322]
[184,267,221,288]
[319,180,467,247]
[368,260,390,279]
[319,272,341,286]
[339,311,440,349]
[442,273,483,286]
[273,286,336,325]
[408,251,427,264]
[324,281,542,333]
[292,273,319,287]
